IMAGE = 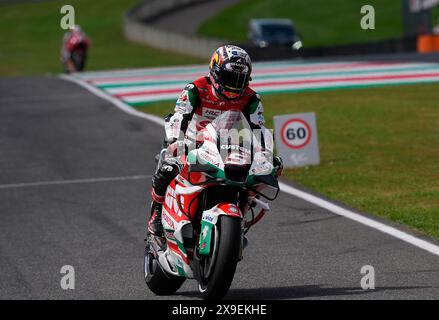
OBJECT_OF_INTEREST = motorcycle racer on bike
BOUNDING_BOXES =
[60,25,91,73]
[147,45,283,236]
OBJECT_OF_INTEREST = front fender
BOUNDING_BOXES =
[198,203,242,256]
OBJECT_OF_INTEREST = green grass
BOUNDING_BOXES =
[137,84,439,238]
[434,6,439,25]
[0,0,203,76]
[198,0,404,47]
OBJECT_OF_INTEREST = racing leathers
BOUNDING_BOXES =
[147,76,282,236]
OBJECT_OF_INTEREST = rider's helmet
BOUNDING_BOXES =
[72,25,82,33]
[209,45,252,100]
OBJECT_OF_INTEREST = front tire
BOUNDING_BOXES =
[144,245,185,295]
[71,50,86,71]
[198,216,242,300]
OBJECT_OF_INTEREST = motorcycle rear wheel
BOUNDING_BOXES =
[198,216,242,300]
[144,245,186,295]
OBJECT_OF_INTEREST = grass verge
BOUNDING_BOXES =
[0,0,202,76]
[137,84,439,238]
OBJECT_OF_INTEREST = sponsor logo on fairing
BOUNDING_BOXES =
[162,212,175,230]
[220,145,251,154]
[203,213,215,223]
[165,187,184,217]
[199,151,219,166]
[165,230,176,240]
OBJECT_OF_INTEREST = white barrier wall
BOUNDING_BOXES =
[123,0,226,59]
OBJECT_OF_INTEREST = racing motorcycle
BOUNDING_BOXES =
[63,32,89,73]
[144,111,280,300]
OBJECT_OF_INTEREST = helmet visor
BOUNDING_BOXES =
[219,70,250,92]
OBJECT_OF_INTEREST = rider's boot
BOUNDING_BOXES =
[148,201,163,236]
[147,158,183,237]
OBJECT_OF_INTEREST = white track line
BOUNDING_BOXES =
[60,73,439,257]
[0,174,152,189]
[279,182,439,256]
[60,74,164,126]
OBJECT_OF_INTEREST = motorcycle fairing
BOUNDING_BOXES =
[199,203,242,256]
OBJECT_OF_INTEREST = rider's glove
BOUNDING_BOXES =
[152,158,183,196]
[273,156,283,178]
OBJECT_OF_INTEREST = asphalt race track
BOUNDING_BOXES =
[1,76,439,300]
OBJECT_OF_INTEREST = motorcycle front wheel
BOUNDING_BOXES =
[71,50,85,71]
[198,215,242,300]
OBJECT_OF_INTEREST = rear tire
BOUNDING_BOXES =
[144,245,185,295]
[198,216,242,300]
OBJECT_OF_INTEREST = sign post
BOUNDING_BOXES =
[273,112,320,168]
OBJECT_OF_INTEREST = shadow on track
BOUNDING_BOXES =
[176,284,431,300]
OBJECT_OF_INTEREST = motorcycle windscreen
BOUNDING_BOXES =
[188,111,277,191]
[185,113,212,150]
[212,111,252,183]
[188,111,254,167]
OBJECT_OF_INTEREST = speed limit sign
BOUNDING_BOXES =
[281,119,312,149]
[274,113,320,167]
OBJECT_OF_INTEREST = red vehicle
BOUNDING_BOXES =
[61,26,90,73]
[144,111,280,300]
